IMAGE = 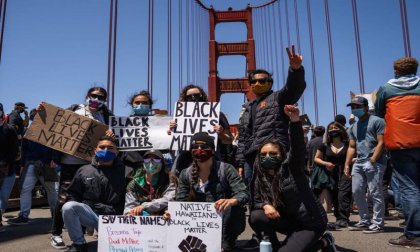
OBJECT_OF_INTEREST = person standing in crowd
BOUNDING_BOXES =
[0,108,19,232]
[8,102,29,140]
[334,114,347,128]
[168,84,234,174]
[344,96,386,233]
[62,135,127,252]
[313,122,350,228]
[249,105,336,252]
[307,126,325,172]
[36,86,115,249]
[124,150,175,216]
[176,132,248,252]
[236,45,306,186]
[7,109,59,225]
[375,57,420,248]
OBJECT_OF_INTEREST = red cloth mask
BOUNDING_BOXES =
[192,149,213,162]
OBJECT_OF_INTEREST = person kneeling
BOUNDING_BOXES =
[62,136,128,252]
[249,105,337,252]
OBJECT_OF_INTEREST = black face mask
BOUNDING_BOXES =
[328,130,341,138]
[260,156,283,170]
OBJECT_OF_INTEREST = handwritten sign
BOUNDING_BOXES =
[110,116,172,151]
[98,215,168,252]
[167,202,222,252]
[170,102,220,151]
[24,103,108,161]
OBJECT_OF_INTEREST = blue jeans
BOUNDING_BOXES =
[391,172,402,212]
[352,161,385,226]
[62,201,98,244]
[0,174,16,211]
[19,164,58,218]
[390,148,420,237]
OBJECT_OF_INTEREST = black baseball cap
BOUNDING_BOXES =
[191,132,215,150]
[346,96,368,107]
[143,150,164,159]
[15,102,28,109]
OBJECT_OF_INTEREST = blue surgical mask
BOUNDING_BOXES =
[132,104,150,116]
[352,108,366,118]
[143,162,162,175]
[95,150,117,162]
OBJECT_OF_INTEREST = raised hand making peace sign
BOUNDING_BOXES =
[286,45,303,70]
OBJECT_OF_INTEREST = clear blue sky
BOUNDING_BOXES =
[1,0,419,128]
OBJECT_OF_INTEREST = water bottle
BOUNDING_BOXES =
[260,235,272,252]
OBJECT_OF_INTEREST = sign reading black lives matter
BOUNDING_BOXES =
[24,103,108,161]
[167,202,222,252]
[98,215,168,252]
[110,116,172,151]
[170,102,220,151]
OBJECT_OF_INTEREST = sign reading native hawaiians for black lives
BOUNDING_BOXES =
[167,202,222,252]
[170,102,220,151]
[110,116,172,151]
[24,103,109,161]
[98,215,168,252]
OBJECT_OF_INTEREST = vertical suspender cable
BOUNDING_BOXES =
[324,0,337,116]
[186,0,190,84]
[111,0,118,112]
[268,7,275,73]
[294,0,304,113]
[264,8,273,71]
[179,0,183,91]
[399,0,411,57]
[277,1,286,85]
[306,0,319,126]
[271,6,280,90]
[167,0,172,112]
[351,0,365,93]
[106,0,114,108]
[0,0,7,63]
[147,0,154,96]
[191,3,195,83]
[284,0,291,47]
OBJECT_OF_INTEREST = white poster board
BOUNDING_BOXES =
[98,215,168,252]
[170,102,220,151]
[110,116,172,151]
[167,202,222,252]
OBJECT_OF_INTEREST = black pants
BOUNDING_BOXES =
[51,164,84,236]
[249,210,325,252]
[337,174,352,222]
[222,205,246,250]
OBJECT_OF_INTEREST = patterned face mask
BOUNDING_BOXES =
[143,162,162,175]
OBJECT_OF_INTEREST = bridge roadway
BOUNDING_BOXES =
[0,207,416,252]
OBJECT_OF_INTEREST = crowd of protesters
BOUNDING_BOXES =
[0,48,419,251]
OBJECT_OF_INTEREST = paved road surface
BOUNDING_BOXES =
[0,207,417,251]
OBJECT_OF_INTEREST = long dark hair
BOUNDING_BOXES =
[187,159,200,201]
[128,90,154,108]
[254,140,285,209]
[86,86,107,99]
[325,121,349,145]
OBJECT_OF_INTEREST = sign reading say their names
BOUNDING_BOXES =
[110,116,172,151]
[98,215,168,252]
[167,202,222,252]
[170,102,220,151]
[24,102,108,161]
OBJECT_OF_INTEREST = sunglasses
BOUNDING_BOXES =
[260,151,280,157]
[185,94,203,100]
[144,158,161,163]
[90,94,107,101]
[191,143,212,150]
[250,78,271,85]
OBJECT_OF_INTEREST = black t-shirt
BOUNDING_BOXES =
[318,142,349,170]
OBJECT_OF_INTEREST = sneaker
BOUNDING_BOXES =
[348,221,370,231]
[7,216,29,225]
[65,243,88,252]
[238,234,260,250]
[50,235,67,249]
[389,235,420,248]
[327,223,337,231]
[335,219,349,228]
[321,232,338,252]
[363,224,384,234]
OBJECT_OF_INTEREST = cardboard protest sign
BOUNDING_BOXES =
[98,215,168,252]
[167,202,222,252]
[170,102,220,151]
[110,116,172,151]
[24,103,108,161]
